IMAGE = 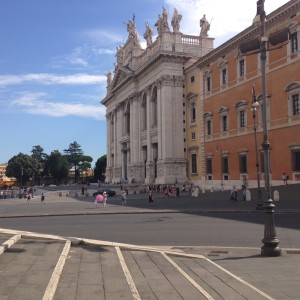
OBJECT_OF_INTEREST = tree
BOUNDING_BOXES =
[45,151,69,184]
[31,145,48,185]
[94,155,107,182]
[64,141,92,183]
[6,153,35,186]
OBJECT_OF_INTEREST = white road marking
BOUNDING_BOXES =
[0,234,21,255]
[115,246,141,300]
[42,240,71,300]
[161,251,214,300]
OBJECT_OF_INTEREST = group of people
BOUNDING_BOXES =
[230,185,248,202]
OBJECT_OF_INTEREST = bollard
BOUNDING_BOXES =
[246,189,251,201]
[59,192,62,197]
[202,187,205,193]
[66,192,69,197]
[274,190,280,201]
[210,187,214,192]
[86,192,89,197]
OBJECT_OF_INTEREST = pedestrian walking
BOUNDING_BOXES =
[176,186,180,197]
[26,193,31,204]
[282,172,289,185]
[230,186,238,202]
[148,187,154,204]
[242,185,247,201]
[41,193,45,204]
[121,190,127,206]
[103,191,108,207]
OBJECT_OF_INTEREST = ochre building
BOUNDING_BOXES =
[185,0,300,189]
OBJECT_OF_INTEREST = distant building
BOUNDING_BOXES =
[0,163,16,187]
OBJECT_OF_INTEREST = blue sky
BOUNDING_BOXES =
[0,0,287,166]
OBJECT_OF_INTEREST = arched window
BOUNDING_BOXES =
[110,114,114,142]
[152,87,158,127]
[191,102,196,123]
[124,103,130,134]
[141,94,147,130]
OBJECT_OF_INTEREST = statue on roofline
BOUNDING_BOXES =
[200,14,210,37]
[143,21,153,47]
[171,8,182,33]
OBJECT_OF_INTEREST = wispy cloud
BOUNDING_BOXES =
[81,29,123,45]
[10,92,106,120]
[0,73,106,86]
[51,45,112,69]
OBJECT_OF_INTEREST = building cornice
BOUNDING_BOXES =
[184,0,300,73]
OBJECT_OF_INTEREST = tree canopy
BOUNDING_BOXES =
[6,153,36,185]
[45,150,69,184]
[94,155,107,182]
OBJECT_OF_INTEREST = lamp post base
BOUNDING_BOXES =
[261,244,281,257]
[261,199,281,257]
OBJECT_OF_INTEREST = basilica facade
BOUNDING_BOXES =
[101,8,213,184]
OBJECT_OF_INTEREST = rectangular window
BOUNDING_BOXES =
[239,59,245,77]
[191,132,196,140]
[222,156,229,173]
[222,69,227,85]
[291,32,298,54]
[206,158,212,174]
[239,110,245,127]
[207,120,211,135]
[222,115,228,132]
[191,76,195,83]
[292,149,300,171]
[239,154,248,173]
[191,154,197,174]
[292,94,299,115]
[207,77,211,91]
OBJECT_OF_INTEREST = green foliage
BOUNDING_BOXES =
[94,155,107,182]
[6,142,97,185]
[45,150,69,184]
[64,141,93,183]
[6,153,35,185]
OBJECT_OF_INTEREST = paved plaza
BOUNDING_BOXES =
[0,183,300,299]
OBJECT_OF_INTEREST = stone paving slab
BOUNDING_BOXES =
[0,237,65,300]
[0,229,300,299]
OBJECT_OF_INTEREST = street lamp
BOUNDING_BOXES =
[239,0,289,256]
[256,0,281,258]
[251,86,263,210]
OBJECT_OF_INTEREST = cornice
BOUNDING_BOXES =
[194,0,300,69]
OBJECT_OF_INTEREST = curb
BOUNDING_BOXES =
[1,209,300,219]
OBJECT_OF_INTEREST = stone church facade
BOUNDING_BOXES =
[101,8,214,184]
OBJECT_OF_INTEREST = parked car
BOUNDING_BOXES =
[93,189,116,197]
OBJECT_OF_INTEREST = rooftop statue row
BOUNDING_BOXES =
[106,8,212,93]
[121,7,211,52]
